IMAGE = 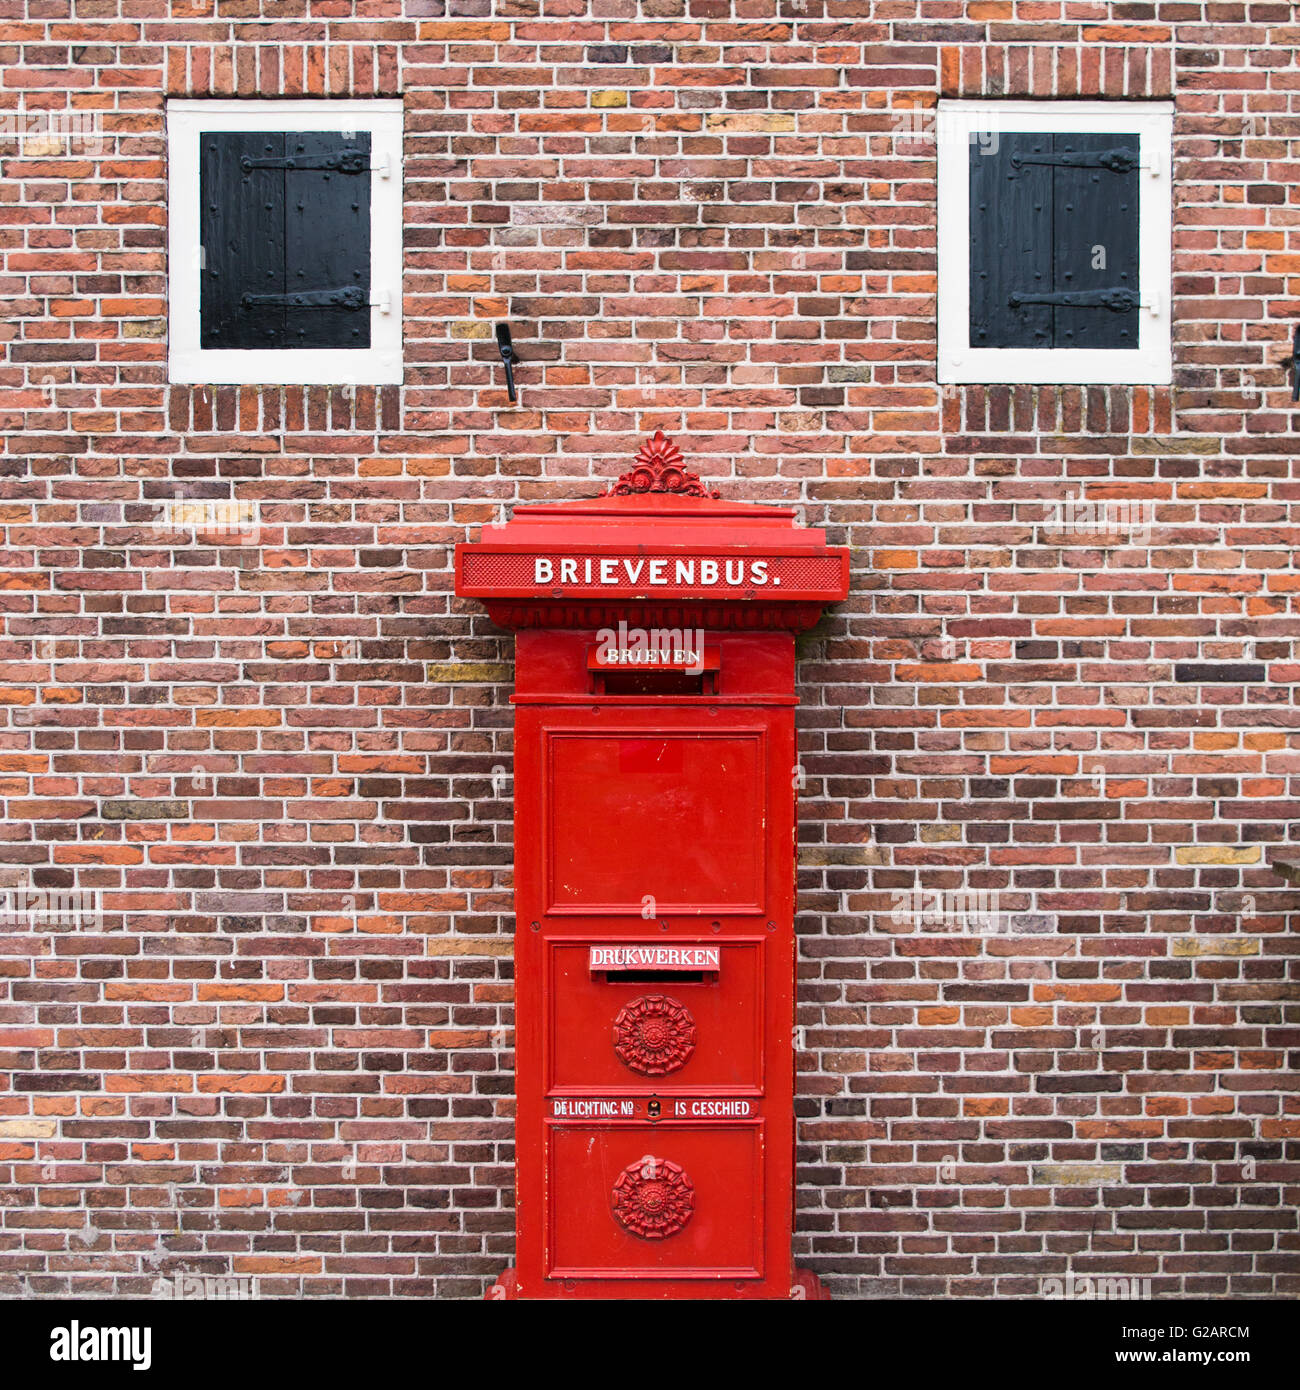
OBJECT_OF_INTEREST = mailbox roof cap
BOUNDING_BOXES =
[455,432,850,629]
[465,429,841,550]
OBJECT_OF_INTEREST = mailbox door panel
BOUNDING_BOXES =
[547,938,764,1093]
[545,1122,764,1279]
[515,706,789,927]
[512,698,796,1298]
[544,727,767,915]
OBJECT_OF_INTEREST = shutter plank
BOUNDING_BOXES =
[1051,133,1140,350]
[968,132,1053,350]
[284,131,371,350]
[200,132,286,350]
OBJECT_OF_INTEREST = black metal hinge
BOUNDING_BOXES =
[1289,325,1300,403]
[1009,147,1140,174]
[1008,288,1138,312]
[240,151,368,174]
[240,287,366,311]
[495,322,518,403]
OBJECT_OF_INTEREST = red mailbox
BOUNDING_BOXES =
[455,431,849,1299]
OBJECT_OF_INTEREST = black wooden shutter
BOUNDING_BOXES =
[200,131,371,351]
[1051,134,1138,349]
[969,132,1140,351]
[201,132,284,350]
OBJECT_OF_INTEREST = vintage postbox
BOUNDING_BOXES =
[455,431,849,1299]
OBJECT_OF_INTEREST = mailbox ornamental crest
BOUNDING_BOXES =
[612,1157,696,1240]
[607,429,721,499]
[613,995,696,1076]
[455,431,848,1300]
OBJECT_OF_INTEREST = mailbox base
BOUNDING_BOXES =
[792,1268,832,1301]
[484,1267,830,1301]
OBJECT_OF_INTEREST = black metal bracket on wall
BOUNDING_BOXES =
[1289,325,1300,409]
[495,323,518,404]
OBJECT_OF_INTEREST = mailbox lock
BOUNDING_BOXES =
[647,1098,662,1121]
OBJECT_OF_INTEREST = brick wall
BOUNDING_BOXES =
[1,0,1298,1299]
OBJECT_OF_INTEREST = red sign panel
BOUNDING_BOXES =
[588,944,722,972]
[459,550,846,600]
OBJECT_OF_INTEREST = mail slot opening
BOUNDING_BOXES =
[594,968,714,985]
[595,667,715,696]
[588,644,720,697]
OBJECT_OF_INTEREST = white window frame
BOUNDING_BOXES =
[937,99,1173,385]
[167,99,403,386]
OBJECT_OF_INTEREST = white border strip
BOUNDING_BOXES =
[937,100,1173,385]
[167,99,404,386]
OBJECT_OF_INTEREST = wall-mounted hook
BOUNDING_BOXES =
[495,322,518,404]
